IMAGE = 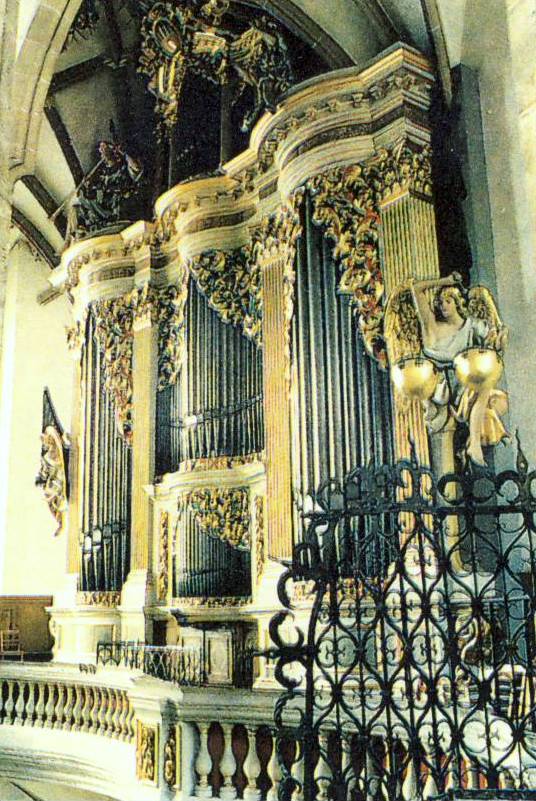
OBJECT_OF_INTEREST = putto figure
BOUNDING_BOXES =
[386,273,509,468]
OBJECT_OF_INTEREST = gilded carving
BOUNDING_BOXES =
[178,487,250,550]
[164,725,180,789]
[251,199,303,381]
[66,319,86,353]
[136,722,158,783]
[77,591,121,607]
[386,273,509,467]
[308,141,433,366]
[35,426,69,537]
[139,2,292,135]
[176,452,264,473]
[188,249,262,344]
[254,495,265,583]
[158,511,170,602]
[156,274,189,389]
[172,595,251,608]
[92,293,136,443]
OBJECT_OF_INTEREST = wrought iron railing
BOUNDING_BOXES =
[268,440,536,799]
[96,642,203,686]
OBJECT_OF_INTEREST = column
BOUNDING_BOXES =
[379,152,440,468]
[120,289,158,639]
[256,206,301,561]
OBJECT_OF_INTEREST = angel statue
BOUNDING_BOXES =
[386,273,509,469]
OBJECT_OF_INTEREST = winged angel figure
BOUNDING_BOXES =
[385,273,509,467]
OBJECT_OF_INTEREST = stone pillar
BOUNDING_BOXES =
[254,205,301,561]
[120,288,158,641]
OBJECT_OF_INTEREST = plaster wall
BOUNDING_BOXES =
[439,0,536,463]
[0,241,72,594]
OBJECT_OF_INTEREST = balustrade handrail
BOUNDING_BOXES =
[97,640,204,685]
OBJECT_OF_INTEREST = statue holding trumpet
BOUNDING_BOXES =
[52,138,143,245]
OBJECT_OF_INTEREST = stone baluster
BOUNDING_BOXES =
[34,682,45,728]
[4,680,15,725]
[97,686,108,735]
[291,742,304,801]
[118,692,129,741]
[44,682,56,728]
[53,683,66,730]
[465,759,480,790]
[125,695,136,742]
[341,732,356,798]
[220,723,237,800]
[110,689,121,739]
[401,747,418,801]
[315,732,332,801]
[366,750,382,801]
[81,687,93,732]
[63,685,74,730]
[194,722,213,799]
[444,755,458,793]
[13,681,25,726]
[105,687,115,737]
[266,731,282,801]
[90,687,100,734]
[24,682,36,728]
[243,726,261,801]
[72,685,83,732]
[422,739,438,800]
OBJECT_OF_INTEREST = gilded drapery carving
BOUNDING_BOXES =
[36,426,69,536]
[188,248,262,344]
[92,293,136,443]
[178,487,250,550]
[157,274,189,389]
[254,495,265,583]
[251,198,303,384]
[308,140,433,366]
[136,722,158,783]
[158,511,170,602]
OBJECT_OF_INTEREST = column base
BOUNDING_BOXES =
[119,568,152,642]
[47,605,120,664]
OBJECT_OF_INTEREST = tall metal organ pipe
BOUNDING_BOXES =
[79,311,132,592]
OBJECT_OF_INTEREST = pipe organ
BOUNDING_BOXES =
[52,45,441,655]
[79,309,132,592]
[156,279,264,476]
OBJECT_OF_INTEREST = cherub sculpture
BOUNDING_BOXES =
[385,273,509,468]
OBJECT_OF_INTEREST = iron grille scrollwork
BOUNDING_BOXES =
[268,439,536,800]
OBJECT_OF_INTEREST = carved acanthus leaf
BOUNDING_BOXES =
[179,487,250,550]
[156,272,189,389]
[158,511,170,602]
[188,248,262,344]
[137,723,158,783]
[92,293,136,443]
[308,141,433,366]
[255,495,265,583]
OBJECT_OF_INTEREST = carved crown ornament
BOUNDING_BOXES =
[178,486,251,550]
[138,0,293,136]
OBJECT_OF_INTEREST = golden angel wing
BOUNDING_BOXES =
[467,286,501,328]
[467,285,507,351]
[384,281,423,364]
